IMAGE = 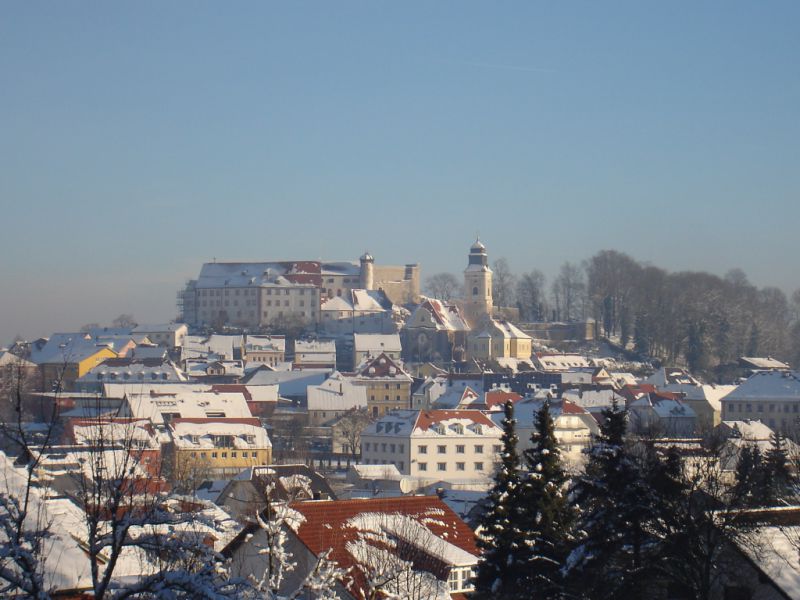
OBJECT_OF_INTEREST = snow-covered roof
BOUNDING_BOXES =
[243,369,329,395]
[133,323,187,333]
[308,372,368,412]
[0,451,94,592]
[740,356,792,370]
[533,353,591,371]
[630,394,697,419]
[643,367,701,387]
[720,419,776,441]
[79,358,187,384]
[196,261,321,288]
[109,384,253,425]
[355,353,412,382]
[245,335,286,353]
[411,299,470,332]
[294,339,336,354]
[30,333,126,365]
[353,333,402,353]
[170,419,271,449]
[723,371,800,401]
[182,334,242,360]
[72,419,158,448]
[290,496,479,599]
[350,463,403,481]
[736,518,800,598]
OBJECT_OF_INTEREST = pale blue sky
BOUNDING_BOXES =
[1,2,799,343]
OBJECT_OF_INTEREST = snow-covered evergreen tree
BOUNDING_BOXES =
[565,399,657,600]
[762,431,794,505]
[474,400,526,599]
[517,400,573,599]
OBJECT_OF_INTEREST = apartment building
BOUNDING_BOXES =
[360,409,503,484]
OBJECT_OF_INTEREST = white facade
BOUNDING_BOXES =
[353,333,402,366]
[360,409,503,485]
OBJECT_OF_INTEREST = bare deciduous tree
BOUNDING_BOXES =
[423,273,461,303]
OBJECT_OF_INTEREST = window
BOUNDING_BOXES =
[212,452,218,458]
[418,462,427,471]
[381,443,387,452]
[390,444,396,453]
[284,289,290,295]
[456,462,465,471]
[399,461,404,471]
[474,444,484,454]
[365,442,371,451]
[472,286,478,296]
[231,452,237,458]
[746,403,753,413]
[493,445,502,453]
[475,462,484,471]
[437,462,446,471]
[456,445,465,454]
[758,405,764,413]
[221,452,227,458]
[437,445,446,454]
[418,445,427,454]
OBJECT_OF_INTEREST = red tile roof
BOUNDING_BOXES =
[484,390,523,410]
[415,410,498,432]
[560,399,589,415]
[291,496,479,598]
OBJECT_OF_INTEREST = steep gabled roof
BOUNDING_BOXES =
[290,496,479,598]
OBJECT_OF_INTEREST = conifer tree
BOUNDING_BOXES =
[763,431,794,505]
[732,444,764,507]
[517,399,573,599]
[566,399,656,600]
[474,400,526,599]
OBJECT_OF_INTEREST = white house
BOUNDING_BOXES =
[489,398,599,468]
[720,371,800,437]
[353,333,402,367]
[307,371,368,425]
[360,409,503,487]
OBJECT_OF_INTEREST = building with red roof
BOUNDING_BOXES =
[226,496,479,599]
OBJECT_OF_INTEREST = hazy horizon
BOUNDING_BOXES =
[2,2,799,345]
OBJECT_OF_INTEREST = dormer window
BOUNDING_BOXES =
[452,424,464,434]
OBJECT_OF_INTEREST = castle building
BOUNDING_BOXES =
[462,239,493,328]
[179,255,419,330]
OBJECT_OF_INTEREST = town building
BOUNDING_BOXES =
[351,353,413,418]
[132,323,188,348]
[319,289,396,335]
[353,333,402,367]
[168,417,272,476]
[293,339,337,370]
[462,239,493,327]
[307,371,368,426]
[243,335,286,367]
[226,495,479,598]
[490,398,599,467]
[402,299,470,364]
[720,371,800,437]
[179,255,420,330]
[467,319,532,362]
[360,409,503,486]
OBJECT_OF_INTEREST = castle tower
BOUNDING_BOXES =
[463,239,493,326]
[360,252,374,290]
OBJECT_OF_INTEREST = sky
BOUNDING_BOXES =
[1,1,799,344]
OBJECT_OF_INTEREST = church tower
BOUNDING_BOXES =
[463,239,493,326]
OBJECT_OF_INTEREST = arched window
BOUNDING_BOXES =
[472,286,478,296]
